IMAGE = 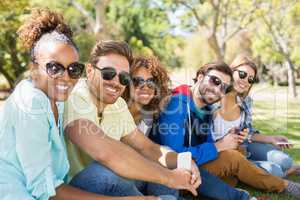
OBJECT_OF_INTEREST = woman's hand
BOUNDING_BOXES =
[269,135,293,149]
[238,128,249,144]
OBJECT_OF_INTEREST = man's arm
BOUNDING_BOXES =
[65,119,198,195]
[121,129,201,188]
[121,129,178,169]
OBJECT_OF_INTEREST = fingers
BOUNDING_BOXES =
[238,135,245,143]
[190,163,200,185]
[240,128,249,134]
[187,185,198,196]
[280,136,289,142]
[190,172,197,185]
[193,175,201,189]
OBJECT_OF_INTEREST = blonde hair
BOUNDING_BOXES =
[230,54,257,77]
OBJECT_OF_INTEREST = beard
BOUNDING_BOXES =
[198,85,221,105]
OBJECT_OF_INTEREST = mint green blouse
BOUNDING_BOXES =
[0,80,69,200]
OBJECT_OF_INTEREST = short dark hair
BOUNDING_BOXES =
[193,61,233,83]
[89,40,133,66]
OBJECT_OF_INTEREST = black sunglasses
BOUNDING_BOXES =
[94,66,130,86]
[132,77,156,89]
[206,75,232,94]
[234,70,255,84]
[45,61,85,79]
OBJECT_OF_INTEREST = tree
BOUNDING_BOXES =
[252,0,300,97]
[164,0,261,61]
[0,0,29,89]
[30,0,183,68]
[69,0,111,38]
[106,0,183,68]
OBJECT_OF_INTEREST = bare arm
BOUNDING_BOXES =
[251,133,292,148]
[65,119,197,195]
[50,184,150,200]
[121,129,201,188]
[251,133,271,143]
[121,129,177,169]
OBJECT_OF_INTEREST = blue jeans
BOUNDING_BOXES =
[247,142,293,177]
[70,161,178,200]
[197,168,249,200]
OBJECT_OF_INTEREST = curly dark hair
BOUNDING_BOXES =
[17,7,75,62]
[123,56,171,119]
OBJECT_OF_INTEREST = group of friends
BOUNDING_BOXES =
[0,7,300,200]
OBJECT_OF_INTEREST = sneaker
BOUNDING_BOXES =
[284,181,300,198]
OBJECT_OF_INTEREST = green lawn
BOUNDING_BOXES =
[239,86,300,200]
[186,86,300,200]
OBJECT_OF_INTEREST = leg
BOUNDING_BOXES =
[201,150,286,192]
[247,142,293,173]
[135,181,179,200]
[70,161,143,196]
[197,168,250,200]
[251,160,285,177]
[145,183,179,197]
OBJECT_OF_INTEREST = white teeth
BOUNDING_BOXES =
[240,84,246,89]
[106,87,117,93]
[140,94,150,97]
[56,85,68,91]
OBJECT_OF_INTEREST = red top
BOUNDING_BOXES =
[172,84,192,96]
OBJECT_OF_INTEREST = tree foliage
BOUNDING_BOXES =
[0,0,30,89]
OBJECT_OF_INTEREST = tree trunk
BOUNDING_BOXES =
[286,60,297,98]
[207,34,224,61]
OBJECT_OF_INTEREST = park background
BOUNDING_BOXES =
[0,0,299,199]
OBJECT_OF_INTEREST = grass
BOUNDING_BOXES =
[186,85,300,200]
[238,85,300,200]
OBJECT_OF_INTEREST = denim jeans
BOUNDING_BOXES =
[70,161,178,200]
[198,168,250,200]
[247,142,293,177]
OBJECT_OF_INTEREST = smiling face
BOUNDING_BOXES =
[86,53,130,105]
[195,69,231,105]
[131,67,155,106]
[32,42,80,102]
[232,64,256,95]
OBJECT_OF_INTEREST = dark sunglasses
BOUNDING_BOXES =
[46,61,85,79]
[132,77,156,89]
[94,66,130,86]
[234,70,255,84]
[206,75,232,94]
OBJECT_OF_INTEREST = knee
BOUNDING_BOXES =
[255,161,285,177]
[267,150,293,171]
[70,161,132,189]
[219,150,245,163]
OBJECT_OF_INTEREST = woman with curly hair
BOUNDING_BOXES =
[123,56,171,136]
[0,7,152,200]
